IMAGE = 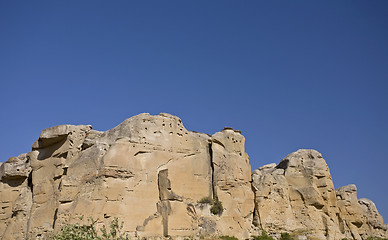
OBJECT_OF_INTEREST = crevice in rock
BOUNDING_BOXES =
[26,171,34,237]
[53,175,62,181]
[27,171,33,193]
[251,184,262,228]
[212,138,225,148]
[134,151,150,156]
[52,208,58,229]
[11,209,21,218]
[312,202,325,210]
[208,141,216,201]
[53,152,68,159]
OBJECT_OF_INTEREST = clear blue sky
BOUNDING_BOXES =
[1,1,387,222]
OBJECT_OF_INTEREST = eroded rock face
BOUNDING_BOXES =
[211,128,254,239]
[1,114,387,240]
[252,149,343,240]
[252,149,388,240]
[336,185,388,239]
[0,154,32,240]
[0,113,254,240]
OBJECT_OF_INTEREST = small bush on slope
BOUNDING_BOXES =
[52,217,129,240]
[198,196,223,215]
[199,196,213,204]
[252,230,275,240]
[280,232,294,240]
[210,200,223,215]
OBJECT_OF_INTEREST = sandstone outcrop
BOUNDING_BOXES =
[252,149,388,240]
[336,185,388,239]
[252,149,343,239]
[0,113,387,240]
[0,113,253,239]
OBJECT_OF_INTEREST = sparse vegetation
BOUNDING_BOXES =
[198,196,223,215]
[51,217,130,240]
[199,196,213,204]
[366,237,388,240]
[220,236,238,240]
[280,232,294,240]
[210,199,223,215]
[251,230,275,240]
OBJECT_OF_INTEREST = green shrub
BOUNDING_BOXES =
[199,196,213,204]
[252,230,275,240]
[280,232,294,240]
[52,217,129,240]
[220,236,238,240]
[199,196,223,215]
[210,200,223,215]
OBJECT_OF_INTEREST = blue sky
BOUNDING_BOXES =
[1,1,387,222]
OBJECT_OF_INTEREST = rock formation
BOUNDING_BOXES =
[251,149,387,240]
[0,113,387,240]
[336,185,387,239]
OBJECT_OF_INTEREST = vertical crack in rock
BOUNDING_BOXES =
[251,184,262,228]
[208,141,217,201]
[52,208,58,229]
[26,170,34,236]
[27,171,33,193]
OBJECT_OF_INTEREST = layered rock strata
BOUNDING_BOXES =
[0,113,387,240]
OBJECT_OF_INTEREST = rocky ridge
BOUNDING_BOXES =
[0,113,387,240]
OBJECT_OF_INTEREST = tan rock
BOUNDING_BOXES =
[27,124,92,239]
[211,128,255,239]
[39,113,253,239]
[252,149,345,240]
[336,185,388,239]
[0,155,32,240]
[1,114,387,240]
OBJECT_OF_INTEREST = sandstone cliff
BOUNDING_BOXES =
[0,113,386,240]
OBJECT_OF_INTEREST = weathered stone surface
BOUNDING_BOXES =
[0,113,255,239]
[0,114,387,240]
[0,155,32,240]
[252,149,388,240]
[252,149,345,240]
[0,155,30,180]
[211,128,254,239]
[27,124,92,238]
[336,185,388,239]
